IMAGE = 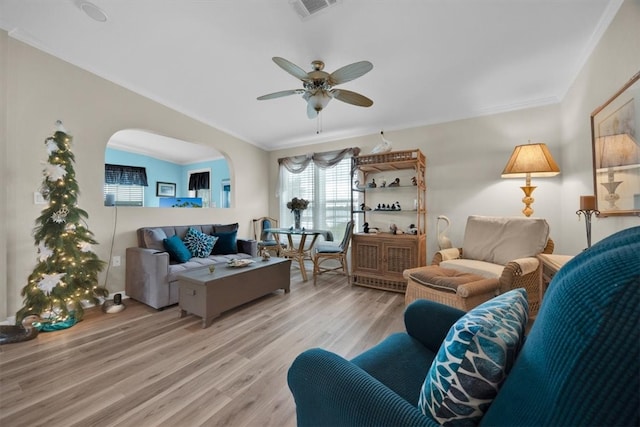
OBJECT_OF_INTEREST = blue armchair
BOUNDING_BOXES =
[288,226,640,426]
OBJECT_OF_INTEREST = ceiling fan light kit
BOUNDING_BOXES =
[258,56,373,119]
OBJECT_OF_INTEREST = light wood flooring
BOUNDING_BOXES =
[0,267,407,427]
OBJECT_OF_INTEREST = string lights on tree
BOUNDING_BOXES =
[16,121,108,331]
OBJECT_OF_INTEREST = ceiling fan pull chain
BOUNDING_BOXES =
[316,112,323,134]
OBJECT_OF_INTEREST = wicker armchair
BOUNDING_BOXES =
[252,216,286,257]
[404,216,553,315]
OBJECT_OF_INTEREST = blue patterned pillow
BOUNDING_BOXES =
[418,288,529,426]
[183,227,218,258]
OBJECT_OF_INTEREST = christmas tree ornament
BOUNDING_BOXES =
[37,243,53,262]
[43,163,67,182]
[37,272,66,295]
[17,121,108,332]
[45,137,59,155]
[51,206,69,223]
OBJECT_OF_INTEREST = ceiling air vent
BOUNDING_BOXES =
[290,0,341,20]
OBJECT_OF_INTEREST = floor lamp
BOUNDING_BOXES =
[502,142,560,217]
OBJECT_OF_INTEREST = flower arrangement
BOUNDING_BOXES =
[287,197,309,211]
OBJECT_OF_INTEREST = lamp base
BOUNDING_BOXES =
[520,185,536,217]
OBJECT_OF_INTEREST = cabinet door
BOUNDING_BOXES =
[352,236,383,275]
[383,240,416,277]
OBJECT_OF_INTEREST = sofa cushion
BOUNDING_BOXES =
[163,235,192,263]
[462,216,549,265]
[183,227,218,258]
[418,288,528,426]
[211,230,238,255]
[143,227,167,251]
[213,223,239,233]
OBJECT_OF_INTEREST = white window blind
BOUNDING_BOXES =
[279,157,351,240]
[104,184,144,206]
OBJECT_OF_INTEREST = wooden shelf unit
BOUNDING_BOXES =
[351,149,427,293]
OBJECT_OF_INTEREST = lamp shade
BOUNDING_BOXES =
[594,133,640,170]
[501,143,560,178]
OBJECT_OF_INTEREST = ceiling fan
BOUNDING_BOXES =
[257,57,374,119]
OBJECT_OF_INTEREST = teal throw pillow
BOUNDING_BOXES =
[163,235,192,263]
[418,288,529,426]
[211,230,238,255]
[183,227,218,258]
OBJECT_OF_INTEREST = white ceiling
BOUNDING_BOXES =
[0,0,621,152]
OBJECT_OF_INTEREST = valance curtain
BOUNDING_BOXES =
[277,147,360,197]
[104,164,148,186]
[188,172,210,190]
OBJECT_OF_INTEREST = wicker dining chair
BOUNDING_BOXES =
[312,220,354,283]
[252,216,286,257]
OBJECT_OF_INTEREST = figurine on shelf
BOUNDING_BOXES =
[396,201,401,210]
[407,224,418,235]
[388,178,400,187]
[411,176,417,186]
[368,179,377,188]
[389,223,397,234]
[391,203,397,210]
[360,203,371,211]
[381,179,387,187]
[363,222,379,234]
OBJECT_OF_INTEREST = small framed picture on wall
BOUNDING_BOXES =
[156,181,176,197]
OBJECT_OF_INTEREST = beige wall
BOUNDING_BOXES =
[1,33,270,320]
[270,101,563,263]
[559,0,640,249]
[269,0,640,262]
[2,0,639,321]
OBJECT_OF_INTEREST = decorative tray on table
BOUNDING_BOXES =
[226,259,255,268]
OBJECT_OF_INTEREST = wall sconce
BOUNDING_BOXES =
[501,142,560,217]
[594,133,640,210]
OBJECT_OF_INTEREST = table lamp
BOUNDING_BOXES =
[502,142,560,217]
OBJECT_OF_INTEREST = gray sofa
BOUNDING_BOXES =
[126,223,257,309]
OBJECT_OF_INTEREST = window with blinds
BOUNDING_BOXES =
[103,184,144,206]
[279,157,352,239]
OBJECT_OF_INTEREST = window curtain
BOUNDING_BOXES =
[188,171,210,190]
[277,147,360,198]
[104,164,148,186]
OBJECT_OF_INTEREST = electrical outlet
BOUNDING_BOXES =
[112,256,121,267]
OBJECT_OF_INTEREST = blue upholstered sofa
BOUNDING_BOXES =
[288,226,640,426]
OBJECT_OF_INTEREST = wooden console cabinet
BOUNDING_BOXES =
[351,149,427,293]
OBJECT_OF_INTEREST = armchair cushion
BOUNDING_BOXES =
[419,288,528,426]
[462,216,549,265]
[408,268,489,292]
[439,259,505,279]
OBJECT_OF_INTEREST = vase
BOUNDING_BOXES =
[293,209,302,230]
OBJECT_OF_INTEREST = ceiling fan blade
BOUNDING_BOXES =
[272,57,310,81]
[331,89,374,107]
[329,61,373,85]
[257,89,304,100]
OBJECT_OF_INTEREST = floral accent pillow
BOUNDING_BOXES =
[183,227,218,258]
[418,288,529,426]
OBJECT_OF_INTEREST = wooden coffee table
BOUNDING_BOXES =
[177,257,291,328]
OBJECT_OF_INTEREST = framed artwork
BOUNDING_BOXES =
[591,71,640,217]
[156,181,176,197]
